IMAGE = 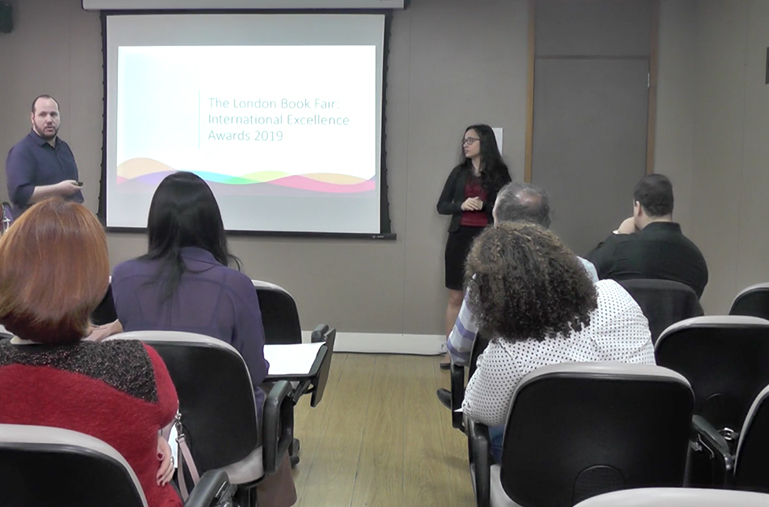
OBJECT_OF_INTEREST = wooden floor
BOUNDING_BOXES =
[291,353,475,507]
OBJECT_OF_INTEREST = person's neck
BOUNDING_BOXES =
[33,128,56,147]
[470,157,482,175]
[639,215,673,229]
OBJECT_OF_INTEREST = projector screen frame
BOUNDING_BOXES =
[97,9,396,240]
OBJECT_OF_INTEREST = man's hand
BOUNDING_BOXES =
[615,217,638,235]
[56,180,82,197]
[460,197,483,211]
[157,435,174,486]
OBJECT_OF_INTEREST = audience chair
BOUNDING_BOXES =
[655,316,769,487]
[468,363,694,507]
[694,383,769,492]
[91,284,119,325]
[117,331,293,507]
[617,279,704,344]
[655,316,769,441]
[252,280,303,345]
[449,332,491,431]
[730,283,769,320]
[0,423,232,507]
[573,488,769,507]
[252,279,336,466]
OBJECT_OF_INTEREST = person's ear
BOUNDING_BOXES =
[633,201,643,218]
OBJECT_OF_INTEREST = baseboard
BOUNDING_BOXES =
[301,331,447,355]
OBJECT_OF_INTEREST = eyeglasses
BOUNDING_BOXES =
[462,137,480,146]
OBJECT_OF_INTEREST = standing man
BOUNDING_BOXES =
[6,95,84,216]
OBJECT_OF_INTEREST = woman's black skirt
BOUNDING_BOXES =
[444,225,486,290]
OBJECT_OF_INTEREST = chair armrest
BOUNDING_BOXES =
[184,469,233,507]
[692,415,734,486]
[467,419,490,507]
[263,380,294,475]
[311,324,329,342]
[450,363,465,431]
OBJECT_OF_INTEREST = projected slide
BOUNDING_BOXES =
[105,14,385,234]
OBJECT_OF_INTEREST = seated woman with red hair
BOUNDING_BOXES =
[0,199,181,507]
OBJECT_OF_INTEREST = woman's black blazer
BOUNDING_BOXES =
[436,164,510,233]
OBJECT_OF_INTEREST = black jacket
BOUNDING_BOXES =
[436,164,510,233]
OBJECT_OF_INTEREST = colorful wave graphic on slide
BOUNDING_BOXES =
[116,158,375,194]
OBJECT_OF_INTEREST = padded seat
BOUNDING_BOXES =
[574,487,769,507]
[618,279,703,344]
[730,283,769,320]
[116,331,293,507]
[0,423,231,507]
[469,363,694,507]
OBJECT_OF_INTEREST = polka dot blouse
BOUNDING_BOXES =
[462,279,656,427]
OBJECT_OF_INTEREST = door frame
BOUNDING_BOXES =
[523,0,660,182]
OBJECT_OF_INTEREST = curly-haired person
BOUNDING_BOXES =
[462,222,655,462]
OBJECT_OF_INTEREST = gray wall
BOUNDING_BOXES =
[0,0,528,336]
[1,0,767,334]
[688,0,769,314]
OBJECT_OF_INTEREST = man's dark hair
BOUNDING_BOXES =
[31,95,59,114]
[633,174,674,217]
[494,182,551,228]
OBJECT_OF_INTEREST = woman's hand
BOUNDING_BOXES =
[84,319,123,343]
[461,197,483,211]
[157,435,175,486]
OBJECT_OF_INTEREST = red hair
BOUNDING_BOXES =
[0,199,109,343]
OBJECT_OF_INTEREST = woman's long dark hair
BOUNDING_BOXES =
[462,124,511,194]
[141,171,240,302]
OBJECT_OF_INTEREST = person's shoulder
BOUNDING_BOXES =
[92,339,164,402]
[112,258,152,282]
[595,279,632,299]
[7,134,34,155]
[218,267,256,297]
[593,279,645,320]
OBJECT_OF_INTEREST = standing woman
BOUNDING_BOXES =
[437,124,511,362]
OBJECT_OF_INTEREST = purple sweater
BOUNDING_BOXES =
[111,247,269,413]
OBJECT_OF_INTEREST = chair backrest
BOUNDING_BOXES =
[118,331,260,474]
[0,424,147,507]
[574,487,769,507]
[655,316,769,432]
[91,284,118,325]
[730,283,769,320]
[499,363,694,507]
[253,280,302,344]
[617,278,704,344]
[734,384,769,493]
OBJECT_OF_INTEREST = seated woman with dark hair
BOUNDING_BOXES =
[110,171,295,507]
[0,199,180,507]
[462,222,655,461]
[110,171,269,410]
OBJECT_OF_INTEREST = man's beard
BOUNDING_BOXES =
[35,125,58,141]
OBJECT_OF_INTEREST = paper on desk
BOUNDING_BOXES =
[264,342,324,376]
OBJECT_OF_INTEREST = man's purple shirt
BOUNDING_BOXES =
[6,130,84,215]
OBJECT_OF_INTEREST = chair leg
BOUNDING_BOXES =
[289,438,301,467]
[234,485,256,507]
